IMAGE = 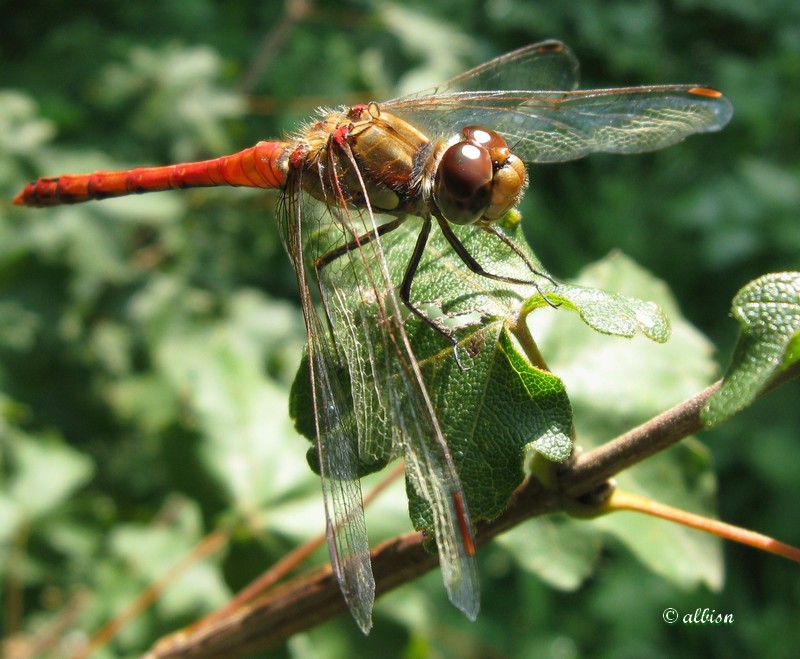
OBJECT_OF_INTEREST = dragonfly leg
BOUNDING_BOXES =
[315,218,406,272]
[480,225,557,286]
[436,217,558,307]
[399,217,470,370]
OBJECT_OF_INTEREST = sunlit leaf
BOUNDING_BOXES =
[702,271,800,427]
[537,253,717,424]
[529,281,670,343]
[496,514,602,590]
[6,431,94,520]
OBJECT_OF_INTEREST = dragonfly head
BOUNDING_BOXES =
[433,126,527,227]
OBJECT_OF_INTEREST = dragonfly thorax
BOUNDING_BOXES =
[293,106,526,227]
[294,105,431,216]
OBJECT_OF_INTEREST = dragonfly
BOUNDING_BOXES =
[14,40,732,633]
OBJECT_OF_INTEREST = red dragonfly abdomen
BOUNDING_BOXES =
[14,140,290,207]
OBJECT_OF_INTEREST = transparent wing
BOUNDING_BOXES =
[275,180,375,633]
[384,85,733,163]
[296,148,481,622]
[401,39,579,98]
[381,40,730,163]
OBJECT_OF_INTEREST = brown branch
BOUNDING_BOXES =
[560,381,720,498]
[148,481,562,659]
[147,363,799,658]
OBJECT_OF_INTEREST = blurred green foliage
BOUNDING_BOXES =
[1,0,799,657]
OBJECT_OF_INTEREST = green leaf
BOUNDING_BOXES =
[702,272,800,427]
[527,281,671,343]
[536,253,717,430]
[293,211,576,534]
[292,215,692,548]
[496,329,573,463]
[496,514,602,591]
[5,430,94,521]
[407,324,573,530]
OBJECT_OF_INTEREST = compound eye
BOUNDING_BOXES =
[462,126,509,153]
[434,141,493,225]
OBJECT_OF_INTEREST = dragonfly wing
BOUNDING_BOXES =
[340,214,482,621]
[386,85,733,162]
[491,86,733,162]
[395,379,481,619]
[302,148,482,621]
[316,360,376,634]
[400,39,579,99]
[276,183,376,633]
